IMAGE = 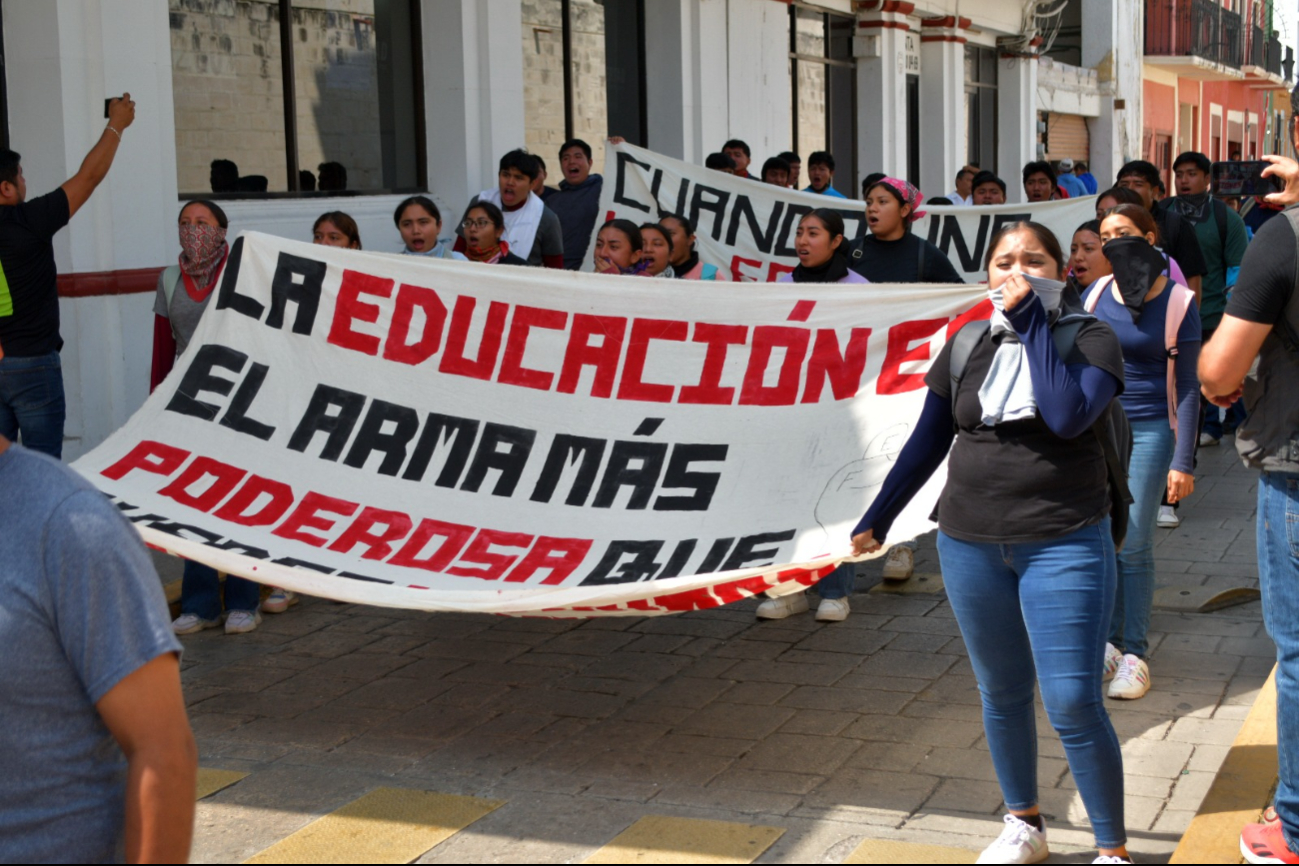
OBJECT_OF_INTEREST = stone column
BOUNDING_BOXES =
[423,0,526,210]
[1082,0,1143,185]
[918,14,968,201]
[856,2,915,181]
[997,55,1039,203]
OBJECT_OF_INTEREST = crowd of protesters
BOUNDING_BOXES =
[3,89,1299,865]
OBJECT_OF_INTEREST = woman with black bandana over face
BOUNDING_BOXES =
[848,222,1133,864]
[1082,204,1201,702]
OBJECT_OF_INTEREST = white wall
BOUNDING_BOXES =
[423,0,526,211]
[218,194,456,255]
[722,1,791,162]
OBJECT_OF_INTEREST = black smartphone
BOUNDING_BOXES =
[1211,160,1282,198]
[104,97,113,119]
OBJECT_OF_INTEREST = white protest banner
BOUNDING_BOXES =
[74,233,987,617]
[589,142,1097,283]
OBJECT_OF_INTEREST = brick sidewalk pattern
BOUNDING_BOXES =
[180,440,1271,863]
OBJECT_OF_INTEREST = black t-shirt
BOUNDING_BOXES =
[924,319,1125,543]
[1226,209,1295,327]
[847,233,965,283]
[0,188,71,356]
[1154,206,1208,280]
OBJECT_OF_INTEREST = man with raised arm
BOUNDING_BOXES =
[0,93,136,459]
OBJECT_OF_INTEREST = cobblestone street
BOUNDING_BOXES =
[176,439,1272,863]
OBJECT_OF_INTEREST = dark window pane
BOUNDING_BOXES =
[828,14,853,61]
[966,89,979,165]
[980,46,997,83]
[604,0,645,146]
[828,62,854,194]
[907,75,920,186]
[980,86,997,173]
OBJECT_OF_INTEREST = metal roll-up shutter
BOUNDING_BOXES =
[1046,113,1090,162]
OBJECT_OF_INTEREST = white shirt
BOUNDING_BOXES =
[945,191,974,206]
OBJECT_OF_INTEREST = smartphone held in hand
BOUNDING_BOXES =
[1211,160,1284,197]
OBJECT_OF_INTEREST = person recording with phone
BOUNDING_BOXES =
[0,93,136,459]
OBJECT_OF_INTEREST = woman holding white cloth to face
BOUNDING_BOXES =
[849,222,1132,864]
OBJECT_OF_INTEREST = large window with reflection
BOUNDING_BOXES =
[521,0,646,177]
[169,0,425,197]
[789,4,856,195]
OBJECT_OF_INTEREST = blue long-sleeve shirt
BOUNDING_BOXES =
[1088,283,1202,473]
[855,295,1122,542]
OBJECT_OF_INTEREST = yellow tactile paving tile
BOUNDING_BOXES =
[843,838,977,864]
[1170,668,1277,864]
[196,768,249,800]
[242,787,505,865]
[584,815,785,864]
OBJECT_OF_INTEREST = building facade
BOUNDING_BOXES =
[0,0,1293,459]
[1142,0,1294,188]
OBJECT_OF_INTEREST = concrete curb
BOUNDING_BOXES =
[1169,668,1278,864]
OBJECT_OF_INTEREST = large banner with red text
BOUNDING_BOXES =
[587,142,1097,282]
[74,232,988,616]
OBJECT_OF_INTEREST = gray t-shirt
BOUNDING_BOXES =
[153,268,213,356]
[0,445,181,863]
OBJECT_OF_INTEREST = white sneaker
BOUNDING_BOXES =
[755,592,809,620]
[1156,505,1180,529]
[172,613,220,635]
[1108,654,1151,700]
[881,545,914,581]
[261,588,299,614]
[224,609,262,634]
[977,814,1049,864]
[1199,432,1221,447]
[1092,857,1133,864]
[815,597,851,622]
[1104,642,1123,681]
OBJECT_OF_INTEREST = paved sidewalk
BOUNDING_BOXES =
[178,438,1271,864]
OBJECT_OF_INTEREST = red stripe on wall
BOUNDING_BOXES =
[57,267,164,298]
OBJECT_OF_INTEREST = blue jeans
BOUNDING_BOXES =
[1258,473,1299,849]
[938,520,1126,849]
[181,560,261,619]
[0,351,66,459]
[1111,419,1175,659]
[1203,399,1247,440]
[817,562,855,599]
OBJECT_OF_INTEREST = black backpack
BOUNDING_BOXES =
[947,319,1135,551]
